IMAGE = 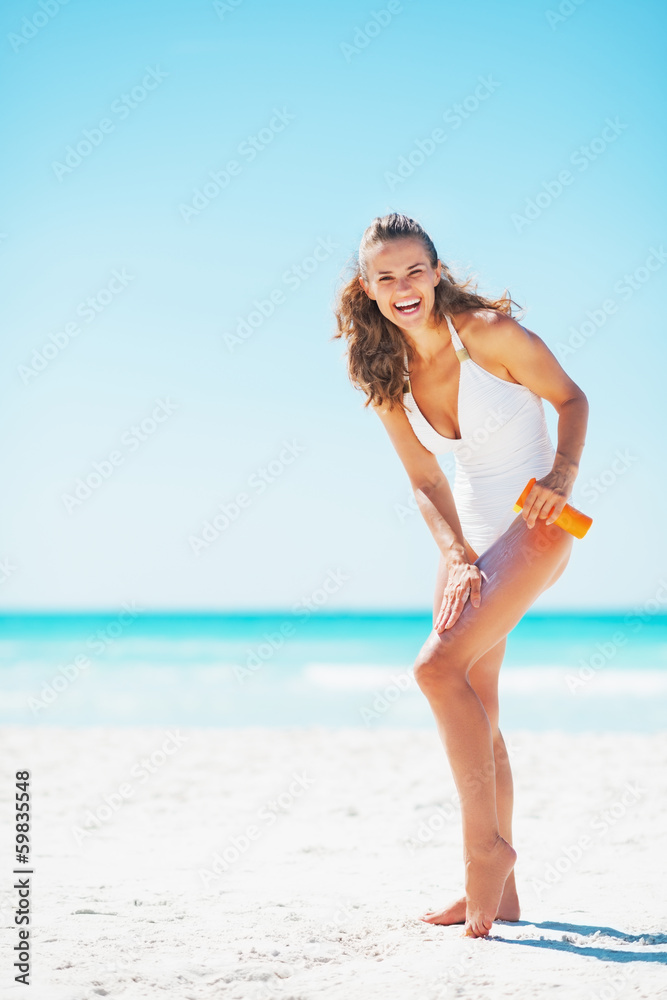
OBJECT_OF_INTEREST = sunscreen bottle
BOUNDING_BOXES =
[513,477,593,539]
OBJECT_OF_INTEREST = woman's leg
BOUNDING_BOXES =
[468,647,521,919]
[413,513,574,936]
[421,636,521,924]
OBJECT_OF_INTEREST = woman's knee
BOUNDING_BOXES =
[413,646,437,694]
[413,640,465,696]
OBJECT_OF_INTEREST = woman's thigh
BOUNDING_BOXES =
[422,514,574,677]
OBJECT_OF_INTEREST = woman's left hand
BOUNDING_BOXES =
[521,468,576,528]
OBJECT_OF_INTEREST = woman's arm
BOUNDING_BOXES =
[414,481,480,565]
[371,399,468,559]
[463,310,589,527]
[532,394,589,527]
[372,400,482,621]
[553,398,588,478]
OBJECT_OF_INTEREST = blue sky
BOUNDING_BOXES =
[1,0,665,611]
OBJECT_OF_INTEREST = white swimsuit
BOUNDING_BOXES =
[403,314,572,555]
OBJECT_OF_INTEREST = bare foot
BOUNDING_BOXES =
[463,835,517,937]
[420,871,520,925]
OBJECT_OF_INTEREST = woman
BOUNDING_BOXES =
[333,213,589,938]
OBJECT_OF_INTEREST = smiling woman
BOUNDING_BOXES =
[332,212,589,939]
[332,213,519,412]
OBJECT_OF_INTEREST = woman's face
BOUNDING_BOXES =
[359,237,442,329]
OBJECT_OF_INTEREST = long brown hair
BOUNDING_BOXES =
[332,213,522,410]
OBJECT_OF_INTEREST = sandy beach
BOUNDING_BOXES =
[2,725,666,999]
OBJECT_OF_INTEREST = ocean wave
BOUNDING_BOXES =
[302,662,667,696]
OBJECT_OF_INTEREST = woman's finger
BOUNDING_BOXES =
[436,595,455,632]
[436,571,480,632]
[522,487,539,525]
[443,587,470,629]
[545,500,567,526]
[525,491,554,527]
[441,609,457,630]
[522,499,536,526]
[536,496,561,524]
[443,600,464,629]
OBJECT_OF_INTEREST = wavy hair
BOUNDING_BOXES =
[332,213,523,410]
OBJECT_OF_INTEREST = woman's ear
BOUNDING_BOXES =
[358,275,375,299]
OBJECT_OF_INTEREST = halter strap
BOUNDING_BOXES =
[444,313,470,362]
[402,314,469,393]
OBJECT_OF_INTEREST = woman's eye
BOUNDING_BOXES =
[378,271,422,282]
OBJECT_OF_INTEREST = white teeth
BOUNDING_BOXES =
[395,298,420,308]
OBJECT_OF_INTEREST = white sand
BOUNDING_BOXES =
[2,726,666,999]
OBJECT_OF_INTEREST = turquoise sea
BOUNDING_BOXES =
[1,612,666,731]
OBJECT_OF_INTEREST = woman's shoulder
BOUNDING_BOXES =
[450,307,517,335]
[450,308,526,380]
[452,308,524,349]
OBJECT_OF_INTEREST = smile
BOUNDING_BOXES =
[393,298,421,316]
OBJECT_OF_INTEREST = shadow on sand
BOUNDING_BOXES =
[493,919,667,963]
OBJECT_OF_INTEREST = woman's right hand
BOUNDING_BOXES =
[434,556,482,633]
